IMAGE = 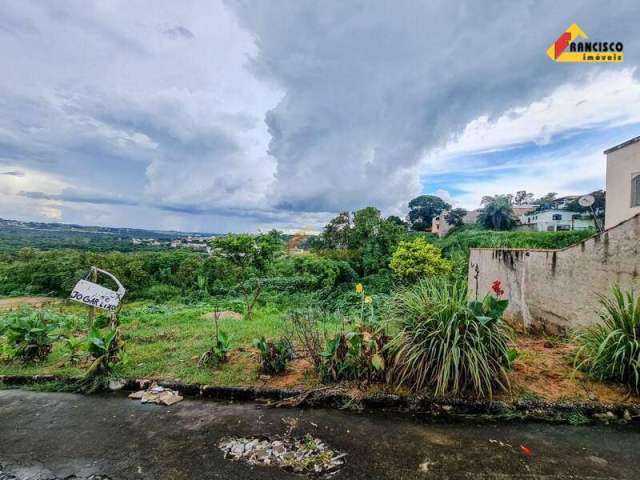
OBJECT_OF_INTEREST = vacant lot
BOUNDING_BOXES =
[1,297,638,404]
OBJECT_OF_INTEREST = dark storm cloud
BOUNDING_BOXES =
[226,0,640,214]
[1,0,639,231]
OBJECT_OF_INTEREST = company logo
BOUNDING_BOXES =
[547,24,623,63]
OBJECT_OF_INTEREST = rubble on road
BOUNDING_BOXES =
[128,383,183,406]
[218,435,346,475]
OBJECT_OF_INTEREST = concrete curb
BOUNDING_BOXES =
[2,374,639,425]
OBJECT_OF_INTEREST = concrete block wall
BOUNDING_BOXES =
[468,214,640,334]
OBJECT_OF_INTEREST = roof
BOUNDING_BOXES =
[603,135,640,155]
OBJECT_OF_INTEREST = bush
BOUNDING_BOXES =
[254,336,294,375]
[141,284,181,302]
[575,286,640,392]
[285,308,339,370]
[0,309,59,362]
[390,237,451,283]
[319,325,389,383]
[387,278,512,398]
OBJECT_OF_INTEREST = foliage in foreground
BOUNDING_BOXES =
[319,324,389,384]
[575,286,640,392]
[254,336,294,375]
[0,309,60,362]
[387,278,513,398]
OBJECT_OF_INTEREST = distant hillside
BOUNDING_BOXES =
[0,218,216,253]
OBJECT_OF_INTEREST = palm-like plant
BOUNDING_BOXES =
[575,286,640,391]
[387,278,512,398]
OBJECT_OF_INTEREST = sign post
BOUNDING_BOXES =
[70,267,126,327]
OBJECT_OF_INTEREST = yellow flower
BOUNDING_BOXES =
[364,295,373,304]
[355,283,364,293]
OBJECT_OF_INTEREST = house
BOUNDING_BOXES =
[519,209,594,232]
[431,213,451,237]
[604,136,640,229]
[431,208,483,237]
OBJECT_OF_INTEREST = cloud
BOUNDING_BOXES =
[1,1,640,232]
[0,171,24,177]
[160,25,195,40]
[41,206,62,221]
[227,0,640,217]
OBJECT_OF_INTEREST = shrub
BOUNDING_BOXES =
[62,335,87,364]
[390,237,451,283]
[285,308,339,370]
[141,284,181,302]
[0,309,59,362]
[387,278,512,398]
[198,312,232,368]
[254,336,294,375]
[575,286,640,392]
[319,324,389,383]
[85,327,120,376]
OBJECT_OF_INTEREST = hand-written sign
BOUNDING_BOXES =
[69,268,126,311]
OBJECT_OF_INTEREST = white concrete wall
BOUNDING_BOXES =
[468,213,640,334]
[605,140,640,229]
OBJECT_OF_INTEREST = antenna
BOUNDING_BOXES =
[578,195,602,232]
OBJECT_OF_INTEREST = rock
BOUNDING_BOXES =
[108,379,127,391]
[587,455,608,466]
[128,390,145,400]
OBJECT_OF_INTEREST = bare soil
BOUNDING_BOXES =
[502,335,640,404]
[0,296,60,310]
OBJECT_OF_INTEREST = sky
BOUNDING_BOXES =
[1,1,640,233]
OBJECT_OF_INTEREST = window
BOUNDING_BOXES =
[633,174,640,207]
[552,214,562,221]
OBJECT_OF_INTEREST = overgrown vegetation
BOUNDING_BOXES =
[575,286,640,392]
[0,309,60,362]
[254,336,294,375]
[387,278,513,398]
[1,195,621,399]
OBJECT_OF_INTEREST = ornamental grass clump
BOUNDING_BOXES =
[387,277,513,398]
[575,286,640,392]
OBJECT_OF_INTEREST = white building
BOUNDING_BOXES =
[520,210,594,232]
[604,136,640,229]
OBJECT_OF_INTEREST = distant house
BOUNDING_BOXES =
[519,209,593,232]
[512,205,538,217]
[604,136,640,229]
[431,208,480,237]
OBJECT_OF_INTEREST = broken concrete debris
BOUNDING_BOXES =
[219,435,346,474]
[128,383,183,406]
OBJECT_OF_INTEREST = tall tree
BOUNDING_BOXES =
[211,231,283,319]
[514,190,534,205]
[321,211,352,249]
[407,195,451,231]
[478,195,515,230]
[444,208,468,227]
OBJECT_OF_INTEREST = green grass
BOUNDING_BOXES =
[0,301,295,386]
[436,228,594,253]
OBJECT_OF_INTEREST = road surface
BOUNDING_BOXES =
[0,390,638,479]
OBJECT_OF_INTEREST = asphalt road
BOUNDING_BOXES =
[0,389,638,479]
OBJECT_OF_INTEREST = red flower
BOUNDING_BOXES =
[491,280,505,297]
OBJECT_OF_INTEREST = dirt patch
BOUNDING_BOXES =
[257,358,318,390]
[202,311,243,321]
[502,335,640,404]
[0,296,60,311]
